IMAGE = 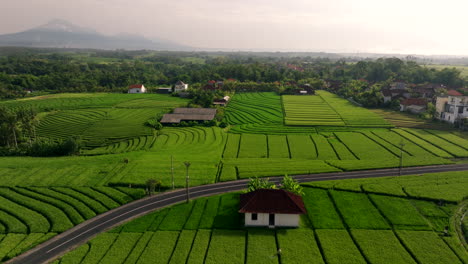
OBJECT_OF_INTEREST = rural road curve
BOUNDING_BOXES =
[9,163,468,264]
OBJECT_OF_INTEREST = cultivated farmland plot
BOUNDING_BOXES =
[55,172,467,264]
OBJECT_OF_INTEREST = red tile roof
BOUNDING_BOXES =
[400,98,427,106]
[239,189,306,214]
[447,90,463,96]
[128,84,144,89]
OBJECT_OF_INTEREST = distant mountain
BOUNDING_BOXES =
[0,19,191,51]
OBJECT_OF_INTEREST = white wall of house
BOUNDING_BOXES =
[174,83,188,93]
[437,95,468,123]
[128,86,146,94]
[244,213,300,227]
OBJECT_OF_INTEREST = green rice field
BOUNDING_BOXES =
[54,172,467,264]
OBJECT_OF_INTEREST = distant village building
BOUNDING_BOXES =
[436,90,468,124]
[213,96,231,106]
[239,189,306,228]
[156,87,172,94]
[160,108,217,124]
[128,84,146,94]
[399,98,428,114]
[381,82,411,103]
[174,81,189,93]
[203,80,222,91]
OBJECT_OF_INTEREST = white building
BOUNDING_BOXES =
[174,81,188,93]
[239,189,306,228]
[128,84,146,94]
[436,90,468,124]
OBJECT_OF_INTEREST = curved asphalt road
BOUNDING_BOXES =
[9,163,468,264]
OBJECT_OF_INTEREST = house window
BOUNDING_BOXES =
[251,213,258,221]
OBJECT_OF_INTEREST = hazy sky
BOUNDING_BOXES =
[1,0,468,55]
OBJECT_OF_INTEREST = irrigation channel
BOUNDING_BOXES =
[9,163,468,264]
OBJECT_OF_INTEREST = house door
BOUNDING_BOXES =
[269,214,275,226]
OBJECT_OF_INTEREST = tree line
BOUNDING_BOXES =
[0,50,465,99]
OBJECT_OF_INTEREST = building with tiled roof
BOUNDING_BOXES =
[128,84,146,93]
[239,189,306,227]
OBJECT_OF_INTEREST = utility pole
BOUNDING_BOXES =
[184,161,191,203]
[399,141,405,176]
[171,155,174,189]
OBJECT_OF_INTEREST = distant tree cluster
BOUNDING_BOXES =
[0,49,465,100]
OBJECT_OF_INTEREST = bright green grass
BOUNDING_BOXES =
[396,230,462,264]
[96,233,142,264]
[302,188,343,229]
[205,230,245,264]
[283,95,345,126]
[330,190,390,229]
[238,134,268,158]
[186,230,211,264]
[267,135,290,158]
[352,230,416,264]
[287,135,317,159]
[316,229,366,264]
[223,159,341,179]
[224,92,283,125]
[369,195,430,230]
[306,170,468,202]
[318,90,392,127]
[276,229,324,264]
[169,230,197,264]
[403,128,468,157]
[81,233,119,264]
[137,231,180,264]
[246,229,279,264]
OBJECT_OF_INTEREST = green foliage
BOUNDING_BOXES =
[280,175,304,196]
[246,177,276,192]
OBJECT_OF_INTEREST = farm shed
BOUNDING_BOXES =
[128,84,146,93]
[160,108,217,124]
[239,189,306,228]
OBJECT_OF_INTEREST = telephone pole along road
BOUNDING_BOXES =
[9,163,468,264]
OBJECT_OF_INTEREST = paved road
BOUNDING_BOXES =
[9,163,468,264]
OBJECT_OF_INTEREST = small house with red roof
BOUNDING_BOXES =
[128,84,146,94]
[239,189,306,227]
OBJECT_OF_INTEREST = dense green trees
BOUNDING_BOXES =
[0,50,465,100]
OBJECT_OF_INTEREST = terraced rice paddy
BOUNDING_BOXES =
[282,91,392,127]
[224,92,283,125]
[55,172,467,264]
[13,93,187,149]
[0,187,144,262]
[283,95,345,126]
